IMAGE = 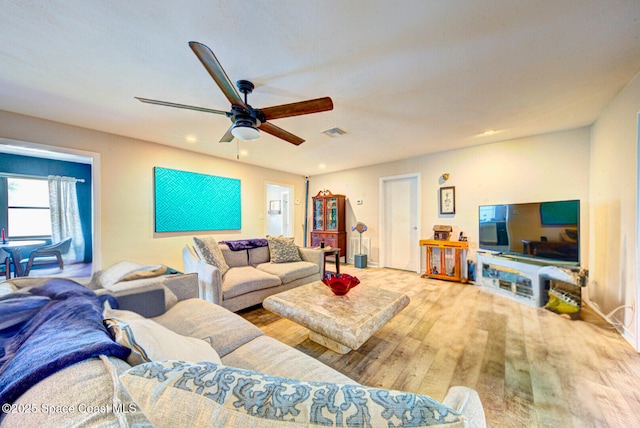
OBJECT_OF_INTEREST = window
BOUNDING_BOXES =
[7,178,51,238]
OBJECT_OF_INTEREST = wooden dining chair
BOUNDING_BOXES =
[1,257,10,279]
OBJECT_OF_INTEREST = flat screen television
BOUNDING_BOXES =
[479,199,580,264]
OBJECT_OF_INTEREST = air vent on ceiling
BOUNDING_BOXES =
[322,127,346,137]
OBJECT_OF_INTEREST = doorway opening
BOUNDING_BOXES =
[0,138,99,275]
[265,183,294,237]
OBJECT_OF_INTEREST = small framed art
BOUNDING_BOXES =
[268,200,281,215]
[439,186,455,215]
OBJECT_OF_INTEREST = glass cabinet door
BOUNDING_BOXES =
[444,248,455,277]
[429,247,441,274]
[313,199,325,230]
[326,198,338,230]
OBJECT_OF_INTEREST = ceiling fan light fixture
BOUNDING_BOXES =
[231,119,260,141]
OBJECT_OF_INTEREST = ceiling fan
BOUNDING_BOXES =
[135,41,334,145]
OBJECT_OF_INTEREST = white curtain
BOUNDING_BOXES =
[48,175,85,264]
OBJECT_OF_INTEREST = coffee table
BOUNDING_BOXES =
[263,281,410,354]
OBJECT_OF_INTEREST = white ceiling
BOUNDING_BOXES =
[1,1,640,175]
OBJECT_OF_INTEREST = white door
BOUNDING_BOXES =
[281,191,292,236]
[380,174,420,271]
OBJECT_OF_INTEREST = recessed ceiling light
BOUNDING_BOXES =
[318,163,326,169]
[479,129,499,136]
[185,135,197,143]
[239,149,248,157]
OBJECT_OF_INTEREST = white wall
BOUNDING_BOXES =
[310,127,591,270]
[589,71,640,348]
[0,108,594,280]
[0,110,306,270]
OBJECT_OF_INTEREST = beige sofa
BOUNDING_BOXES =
[183,238,325,312]
[0,274,486,427]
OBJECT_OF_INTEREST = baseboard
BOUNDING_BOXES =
[346,258,379,268]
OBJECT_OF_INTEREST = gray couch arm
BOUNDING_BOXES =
[442,386,486,428]
[182,245,223,305]
[298,247,325,276]
[5,273,200,317]
[95,273,199,312]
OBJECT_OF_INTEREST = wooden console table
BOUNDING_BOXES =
[420,239,468,283]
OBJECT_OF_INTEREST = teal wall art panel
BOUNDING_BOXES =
[154,167,241,232]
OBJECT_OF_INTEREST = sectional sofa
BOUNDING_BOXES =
[0,270,485,427]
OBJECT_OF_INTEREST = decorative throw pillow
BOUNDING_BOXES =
[267,236,301,263]
[193,237,230,276]
[98,261,147,289]
[120,264,168,281]
[0,281,18,298]
[104,313,222,366]
[103,305,146,321]
[120,360,463,427]
[97,261,167,290]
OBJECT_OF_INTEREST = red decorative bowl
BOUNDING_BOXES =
[322,273,360,296]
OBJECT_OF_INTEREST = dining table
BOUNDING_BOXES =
[1,240,47,277]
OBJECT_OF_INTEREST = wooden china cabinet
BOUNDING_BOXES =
[310,190,347,261]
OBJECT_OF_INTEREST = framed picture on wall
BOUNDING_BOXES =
[268,200,281,215]
[439,186,455,214]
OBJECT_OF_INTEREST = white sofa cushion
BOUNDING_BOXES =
[222,266,282,300]
[152,299,264,357]
[120,360,465,427]
[256,260,319,284]
[219,244,250,267]
[248,246,271,266]
[222,335,356,385]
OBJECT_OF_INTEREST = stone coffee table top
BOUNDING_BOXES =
[263,280,410,354]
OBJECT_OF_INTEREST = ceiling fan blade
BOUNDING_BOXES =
[188,41,246,108]
[219,126,234,143]
[259,122,305,145]
[135,97,228,115]
[260,97,333,121]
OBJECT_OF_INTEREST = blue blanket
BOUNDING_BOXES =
[220,238,269,251]
[0,279,130,405]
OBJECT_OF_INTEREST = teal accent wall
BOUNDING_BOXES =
[154,167,241,232]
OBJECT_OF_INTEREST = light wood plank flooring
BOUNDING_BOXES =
[12,262,92,278]
[239,264,640,427]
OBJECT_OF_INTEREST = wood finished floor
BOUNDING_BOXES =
[13,262,92,278]
[239,264,640,428]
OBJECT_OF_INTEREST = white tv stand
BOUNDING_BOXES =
[476,252,582,308]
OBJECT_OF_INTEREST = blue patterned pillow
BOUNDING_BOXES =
[120,360,464,427]
[267,236,302,263]
[193,237,230,276]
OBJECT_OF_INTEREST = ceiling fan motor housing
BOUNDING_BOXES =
[229,104,264,127]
